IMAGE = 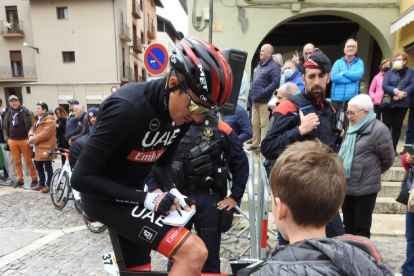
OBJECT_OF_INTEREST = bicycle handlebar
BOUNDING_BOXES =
[55,147,68,152]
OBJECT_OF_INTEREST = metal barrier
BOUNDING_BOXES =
[221,151,277,260]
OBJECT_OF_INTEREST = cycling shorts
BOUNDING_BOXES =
[81,193,191,267]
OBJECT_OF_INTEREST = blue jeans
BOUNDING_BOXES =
[34,160,53,186]
[406,109,414,144]
[403,209,414,276]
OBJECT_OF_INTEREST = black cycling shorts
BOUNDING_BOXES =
[81,193,191,268]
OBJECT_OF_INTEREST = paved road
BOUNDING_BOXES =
[0,186,407,275]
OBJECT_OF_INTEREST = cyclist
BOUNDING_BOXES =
[71,37,233,276]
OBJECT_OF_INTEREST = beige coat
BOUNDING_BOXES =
[28,114,57,161]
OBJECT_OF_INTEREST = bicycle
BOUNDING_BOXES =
[49,147,108,234]
[102,228,266,276]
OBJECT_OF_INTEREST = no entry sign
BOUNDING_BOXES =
[144,43,169,76]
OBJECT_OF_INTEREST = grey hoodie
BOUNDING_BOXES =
[260,235,393,276]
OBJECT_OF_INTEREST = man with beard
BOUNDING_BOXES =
[261,52,344,245]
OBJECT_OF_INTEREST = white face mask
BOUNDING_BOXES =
[393,60,404,70]
[284,69,294,79]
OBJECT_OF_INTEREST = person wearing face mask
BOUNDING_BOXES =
[283,60,305,92]
[368,59,392,120]
[382,52,414,155]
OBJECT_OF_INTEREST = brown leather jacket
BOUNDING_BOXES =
[28,113,56,161]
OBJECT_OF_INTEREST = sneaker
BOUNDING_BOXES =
[3,178,16,186]
[30,180,38,187]
[13,181,24,189]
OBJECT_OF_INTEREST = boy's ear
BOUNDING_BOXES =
[275,197,288,221]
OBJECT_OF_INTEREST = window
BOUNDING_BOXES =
[140,0,143,10]
[10,51,23,77]
[26,87,31,94]
[57,7,68,19]
[141,31,144,44]
[62,52,75,62]
[134,63,138,82]
[141,68,146,82]
[5,6,19,32]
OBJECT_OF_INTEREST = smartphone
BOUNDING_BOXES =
[404,144,414,155]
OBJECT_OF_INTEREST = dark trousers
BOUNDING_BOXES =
[381,108,408,150]
[342,193,377,239]
[374,105,381,121]
[406,109,414,144]
[403,208,414,276]
[167,192,221,273]
[34,160,53,186]
[277,212,344,246]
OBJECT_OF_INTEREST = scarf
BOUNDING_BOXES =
[340,109,376,179]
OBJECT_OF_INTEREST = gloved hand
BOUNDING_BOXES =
[144,192,176,215]
[169,188,188,208]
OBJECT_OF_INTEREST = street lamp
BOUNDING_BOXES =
[23,42,39,53]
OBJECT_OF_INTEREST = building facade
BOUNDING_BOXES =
[0,0,161,111]
[391,0,414,67]
[187,0,400,87]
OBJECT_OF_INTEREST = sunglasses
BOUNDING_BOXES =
[181,84,211,115]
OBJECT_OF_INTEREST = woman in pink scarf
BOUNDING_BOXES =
[369,58,391,120]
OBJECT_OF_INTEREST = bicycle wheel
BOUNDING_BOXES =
[83,213,108,234]
[50,169,70,210]
[74,198,83,214]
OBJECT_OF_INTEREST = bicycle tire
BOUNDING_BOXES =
[83,214,108,234]
[50,169,70,210]
[74,199,83,214]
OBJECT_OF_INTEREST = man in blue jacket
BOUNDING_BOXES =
[248,44,280,152]
[331,39,364,130]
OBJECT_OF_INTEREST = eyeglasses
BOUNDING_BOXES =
[346,45,357,49]
[345,110,364,117]
[180,84,211,115]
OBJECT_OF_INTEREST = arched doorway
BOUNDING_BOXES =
[251,15,385,98]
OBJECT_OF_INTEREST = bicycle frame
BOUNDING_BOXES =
[53,148,81,202]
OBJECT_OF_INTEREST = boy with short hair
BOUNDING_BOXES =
[260,140,393,276]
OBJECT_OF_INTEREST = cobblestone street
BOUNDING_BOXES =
[0,185,408,275]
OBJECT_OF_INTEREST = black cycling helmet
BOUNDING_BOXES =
[169,36,233,108]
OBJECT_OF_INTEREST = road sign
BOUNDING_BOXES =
[143,43,169,76]
[111,86,117,93]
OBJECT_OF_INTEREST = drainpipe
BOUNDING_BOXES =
[209,0,213,43]
[112,0,119,81]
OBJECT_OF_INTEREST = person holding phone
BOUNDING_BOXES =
[292,43,315,73]
[261,52,344,245]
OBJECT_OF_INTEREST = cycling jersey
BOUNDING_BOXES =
[71,78,192,268]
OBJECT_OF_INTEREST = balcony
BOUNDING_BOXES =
[121,65,134,82]
[0,20,24,37]
[132,1,141,19]
[0,66,36,81]
[131,36,142,53]
[147,22,155,40]
[119,23,132,42]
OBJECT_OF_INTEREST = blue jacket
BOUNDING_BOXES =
[223,105,253,143]
[382,67,414,108]
[285,69,305,91]
[249,58,280,103]
[331,56,364,101]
